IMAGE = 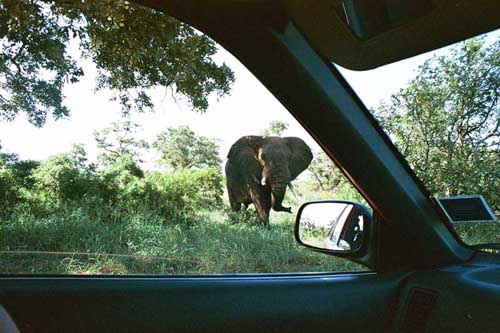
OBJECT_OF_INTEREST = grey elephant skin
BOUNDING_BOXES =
[225,135,313,226]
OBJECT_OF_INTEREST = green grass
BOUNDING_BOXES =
[0,207,364,275]
[453,222,500,246]
[3,204,496,275]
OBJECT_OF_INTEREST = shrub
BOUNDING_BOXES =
[0,168,20,216]
[0,157,40,216]
[97,154,144,205]
[139,168,223,221]
[3,149,224,223]
[31,154,97,209]
[190,167,224,208]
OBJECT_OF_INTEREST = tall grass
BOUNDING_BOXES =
[3,203,496,275]
[0,207,363,275]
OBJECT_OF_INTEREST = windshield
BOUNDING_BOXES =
[0,0,368,275]
[337,30,500,248]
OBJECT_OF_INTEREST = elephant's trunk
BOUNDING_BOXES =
[271,183,292,213]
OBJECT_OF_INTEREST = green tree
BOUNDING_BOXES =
[0,143,40,213]
[0,0,234,127]
[0,144,18,213]
[308,150,344,192]
[32,153,95,204]
[94,120,148,166]
[375,38,500,211]
[0,166,18,215]
[0,145,16,214]
[306,150,366,203]
[70,143,92,170]
[262,120,289,137]
[0,142,17,167]
[97,153,144,205]
[142,168,224,219]
[152,126,221,171]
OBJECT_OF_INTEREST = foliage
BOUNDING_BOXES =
[0,143,18,167]
[305,150,365,203]
[70,143,93,170]
[308,150,344,192]
[375,38,500,212]
[31,152,95,205]
[0,141,224,221]
[262,120,289,137]
[97,153,145,205]
[0,0,234,127]
[0,166,19,215]
[0,145,39,215]
[0,208,364,274]
[153,126,221,171]
[139,168,223,220]
[94,120,148,166]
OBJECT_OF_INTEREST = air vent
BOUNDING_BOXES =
[399,288,438,333]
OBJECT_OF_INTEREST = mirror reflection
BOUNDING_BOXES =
[298,202,365,252]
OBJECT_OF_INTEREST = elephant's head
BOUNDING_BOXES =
[228,135,313,213]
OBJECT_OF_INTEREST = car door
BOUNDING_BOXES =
[1,1,499,332]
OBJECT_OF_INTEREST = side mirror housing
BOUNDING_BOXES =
[295,200,372,254]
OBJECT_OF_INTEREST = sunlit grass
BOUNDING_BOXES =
[0,207,363,275]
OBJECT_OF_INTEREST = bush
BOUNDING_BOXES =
[190,168,224,208]
[0,168,20,216]
[139,168,223,221]
[0,157,40,217]
[32,154,97,205]
[97,154,144,205]
[3,149,224,224]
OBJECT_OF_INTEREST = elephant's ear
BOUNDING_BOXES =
[227,136,265,159]
[284,137,313,180]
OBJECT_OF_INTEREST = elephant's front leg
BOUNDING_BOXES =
[248,184,271,226]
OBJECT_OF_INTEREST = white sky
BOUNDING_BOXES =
[300,202,352,228]
[0,47,420,168]
[0,47,316,168]
[1,30,498,170]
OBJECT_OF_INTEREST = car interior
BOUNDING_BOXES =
[0,0,499,332]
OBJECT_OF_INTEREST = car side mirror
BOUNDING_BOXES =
[295,200,372,253]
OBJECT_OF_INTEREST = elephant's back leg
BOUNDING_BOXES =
[227,185,242,211]
[225,160,253,211]
[226,176,252,211]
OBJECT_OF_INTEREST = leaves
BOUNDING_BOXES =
[0,0,235,127]
[94,120,149,166]
[153,126,221,171]
[0,0,80,126]
[262,120,289,137]
[308,150,343,192]
[375,37,500,212]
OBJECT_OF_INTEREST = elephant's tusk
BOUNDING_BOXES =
[288,182,300,201]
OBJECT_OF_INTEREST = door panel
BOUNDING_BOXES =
[393,254,500,333]
[0,272,404,332]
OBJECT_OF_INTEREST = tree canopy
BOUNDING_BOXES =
[153,126,221,171]
[262,120,289,137]
[94,120,148,166]
[308,150,343,192]
[0,0,235,127]
[375,37,500,211]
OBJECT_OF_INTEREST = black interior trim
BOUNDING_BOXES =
[0,272,404,332]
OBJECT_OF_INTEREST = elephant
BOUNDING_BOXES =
[225,135,313,226]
